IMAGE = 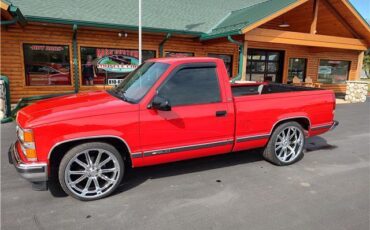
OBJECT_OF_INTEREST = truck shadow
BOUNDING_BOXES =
[115,136,337,196]
[114,149,264,195]
[305,136,337,152]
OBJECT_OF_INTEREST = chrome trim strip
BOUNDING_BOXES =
[236,134,270,143]
[311,122,334,131]
[236,117,312,143]
[143,139,234,157]
[47,135,133,160]
[131,153,143,159]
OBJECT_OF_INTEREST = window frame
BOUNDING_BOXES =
[79,46,157,86]
[246,49,284,83]
[287,57,308,83]
[22,42,73,87]
[317,59,351,84]
[154,62,222,107]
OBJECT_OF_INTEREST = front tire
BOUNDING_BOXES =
[263,121,305,166]
[58,142,124,201]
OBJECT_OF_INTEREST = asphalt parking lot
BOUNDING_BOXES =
[1,101,369,230]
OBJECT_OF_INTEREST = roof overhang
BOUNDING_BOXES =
[23,16,203,37]
[1,1,27,27]
[1,0,9,11]
[245,28,368,51]
[240,0,308,34]
[332,0,370,46]
[201,0,370,47]
[200,0,308,41]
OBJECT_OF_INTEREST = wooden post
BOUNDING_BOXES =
[241,40,248,81]
[310,0,319,34]
[355,51,364,80]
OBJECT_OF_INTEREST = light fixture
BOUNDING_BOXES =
[278,16,290,28]
[118,32,128,38]
[279,21,290,28]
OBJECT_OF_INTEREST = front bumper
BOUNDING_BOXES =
[8,142,48,182]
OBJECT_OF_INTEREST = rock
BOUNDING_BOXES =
[345,81,368,103]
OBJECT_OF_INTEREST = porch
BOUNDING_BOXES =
[232,0,369,93]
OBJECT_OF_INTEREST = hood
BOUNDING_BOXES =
[17,91,138,128]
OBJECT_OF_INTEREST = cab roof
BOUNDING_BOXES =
[150,57,221,65]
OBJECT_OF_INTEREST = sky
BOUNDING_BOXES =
[349,0,370,22]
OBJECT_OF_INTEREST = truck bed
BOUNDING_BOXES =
[231,83,321,97]
[230,82,335,152]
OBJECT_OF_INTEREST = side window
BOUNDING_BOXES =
[158,67,221,106]
[23,44,71,86]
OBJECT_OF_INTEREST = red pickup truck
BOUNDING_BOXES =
[9,57,338,201]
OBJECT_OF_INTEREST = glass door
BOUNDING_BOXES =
[246,49,284,83]
[288,58,307,84]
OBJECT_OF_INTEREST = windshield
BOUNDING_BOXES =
[110,62,169,103]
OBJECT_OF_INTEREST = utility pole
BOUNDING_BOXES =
[138,0,142,65]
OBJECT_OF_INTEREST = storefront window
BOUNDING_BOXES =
[164,51,194,58]
[23,44,71,86]
[80,47,156,85]
[318,60,350,84]
[246,49,284,83]
[208,53,233,77]
[288,58,307,83]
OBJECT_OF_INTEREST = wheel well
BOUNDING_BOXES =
[272,117,310,133]
[49,137,132,179]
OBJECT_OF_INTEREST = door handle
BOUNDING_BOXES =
[216,110,227,117]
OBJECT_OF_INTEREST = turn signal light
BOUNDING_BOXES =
[23,131,34,142]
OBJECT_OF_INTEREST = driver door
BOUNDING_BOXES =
[139,63,234,166]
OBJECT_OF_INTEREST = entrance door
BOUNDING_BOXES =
[246,49,285,83]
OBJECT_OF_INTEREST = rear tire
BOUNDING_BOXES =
[58,142,124,201]
[263,121,305,166]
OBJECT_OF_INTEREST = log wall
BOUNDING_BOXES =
[247,41,361,92]
[0,23,362,102]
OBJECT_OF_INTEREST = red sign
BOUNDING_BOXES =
[30,45,64,52]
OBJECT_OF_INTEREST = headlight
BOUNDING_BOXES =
[16,125,37,161]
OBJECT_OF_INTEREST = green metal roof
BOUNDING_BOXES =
[4,0,370,40]
[7,0,301,38]
[202,0,299,39]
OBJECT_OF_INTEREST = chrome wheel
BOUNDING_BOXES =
[64,148,120,199]
[274,126,304,163]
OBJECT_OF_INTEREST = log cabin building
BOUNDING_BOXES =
[1,0,370,103]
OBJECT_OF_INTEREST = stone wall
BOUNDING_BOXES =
[0,79,6,119]
[345,81,368,103]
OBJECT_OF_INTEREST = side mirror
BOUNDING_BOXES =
[150,95,171,111]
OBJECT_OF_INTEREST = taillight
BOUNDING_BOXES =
[332,93,336,112]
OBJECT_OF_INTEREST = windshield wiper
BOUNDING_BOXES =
[111,89,132,103]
